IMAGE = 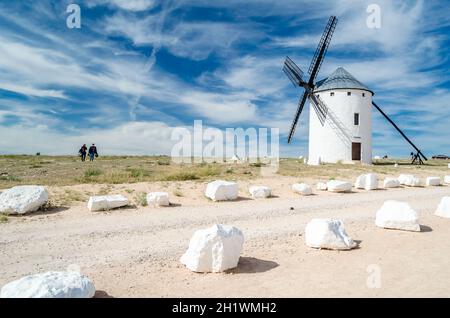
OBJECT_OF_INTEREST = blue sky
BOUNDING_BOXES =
[0,0,449,157]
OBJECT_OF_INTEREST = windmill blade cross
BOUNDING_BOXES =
[307,16,338,85]
[287,90,309,143]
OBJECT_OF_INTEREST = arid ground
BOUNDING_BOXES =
[1,156,450,297]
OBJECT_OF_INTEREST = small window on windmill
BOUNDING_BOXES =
[330,92,334,96]
[347,92,351,96]
[362,92,366,97]
[354,113,360,126]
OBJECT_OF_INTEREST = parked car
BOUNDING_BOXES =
[432,154,450,160]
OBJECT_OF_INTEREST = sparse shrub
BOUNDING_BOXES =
[164,172,200,181]
[173,189,184,197]
[226,168,233,174]
[0,215,8,223]
[84,168,102,178]
[134,192,148,206]
[125,189,135,194]
[157,159,170,165]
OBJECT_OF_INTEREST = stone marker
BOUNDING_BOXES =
[248,186,271,199]
[398,174,421,187]
[355,173,378,190]
[426,177,441,186]
[87,195,129,212]
[0,186,48,215]
[205,180,238,201]
[443,176,450,185]
[327,180,352,193]
[316,182,328,191]
[292,183,312,196]
[435,197,450,218]
[180,224,244,273]
[0,271,95,298]
[147,192,170,207]
[383,177,400,188]
[375,200,420,232]
[305,218,357,250]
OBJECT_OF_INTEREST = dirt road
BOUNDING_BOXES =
[1,183,449,297]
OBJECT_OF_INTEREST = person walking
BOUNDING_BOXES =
[79,144,87,162]
[88,144,98,162]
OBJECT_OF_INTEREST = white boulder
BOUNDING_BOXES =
[375,200,420,232]
[355,173,378,190]
[305,219,356,250]
[146,192,170,207]
[444,176,450,185]
[316,182,328,191]
[0,271,95,298]
[383,177,400,188]
[0,186,48,215]
[327,180,352,193]
[180,224,244,273]
[248,186,271,199]
[448,164,450,169]
[205,180,238,201]
[87,195,129,212]
[435,197,450,218]
[398,174,422,187]
[426,177,441,186]
[292,183,312,196]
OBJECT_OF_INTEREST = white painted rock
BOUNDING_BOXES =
[383,177,400,188]
[435,197,450,218]
[0,186,48,215]
[445,176,450,185]
[248,186,271,199]
[146,192,170,207]
[394,163,399,168]
[448,163,450,169]
[355,173,378,190]
[375,200,420,232]
[180,224,244,273]
[305,218,356,250]
[87,195,129,212]
[0,271,95,298]
[426,177,441,186]
[327,180,352,193]
[316,182,328,191]
[398,174,421,187]
[292,183,312,196]
[205,180,238,201]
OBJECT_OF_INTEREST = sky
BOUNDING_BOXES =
[0,0,449,157]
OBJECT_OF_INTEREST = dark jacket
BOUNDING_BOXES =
[89,146,98,155]
[79,145,87,155]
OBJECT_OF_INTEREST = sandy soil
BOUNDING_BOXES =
[1,176,450,298]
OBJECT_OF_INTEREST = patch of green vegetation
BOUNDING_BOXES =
[84,168,103,178]
[134,192,148,207]
[126,168,150,178]
[164,172,200,181]
[125,188,135,194]
[173,189,184,197]
[0,214,8,223]
[0,175,21,182]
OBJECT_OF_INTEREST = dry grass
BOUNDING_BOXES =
[0,155,448,188]
[0,214,8,223]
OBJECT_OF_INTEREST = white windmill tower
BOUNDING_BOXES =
[283,16,427,165]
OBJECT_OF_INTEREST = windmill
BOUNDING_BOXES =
[283,16,427,165]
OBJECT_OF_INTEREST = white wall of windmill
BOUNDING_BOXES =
[308,88,372,165]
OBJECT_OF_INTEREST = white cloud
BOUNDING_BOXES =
[87,0,156,12]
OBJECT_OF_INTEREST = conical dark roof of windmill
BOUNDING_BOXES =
[314,67,374,95]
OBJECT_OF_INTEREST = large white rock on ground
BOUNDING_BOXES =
[146,192,170,207]
[305,219,356,250]
[375,200,421,232]
[205,180,238,201]
[316,182,328,191]
[327,180,352,193]
[0,186,48,215]
[248,186,271,199]
[355,173,378,190]
[426,177,441,186]
[0,271,95,298]
[383,178,400,188]
[87,195,129,212]
[398,174,421,187]
[180,224,244,273]
[445,176,450,185]
[292,183,312,196]
[435,197,450,218]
